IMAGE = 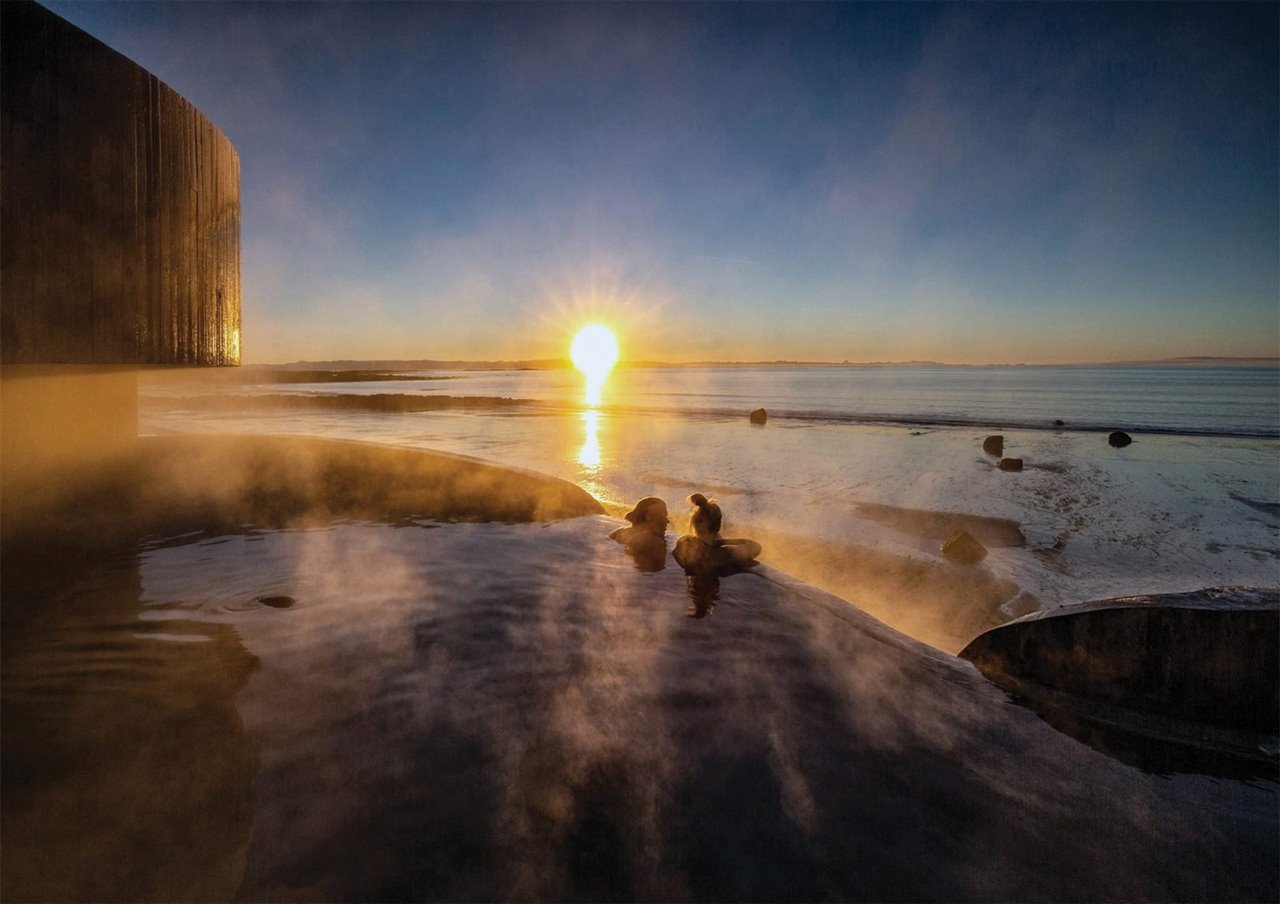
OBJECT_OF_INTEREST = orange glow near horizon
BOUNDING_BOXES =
[570,324,619,406]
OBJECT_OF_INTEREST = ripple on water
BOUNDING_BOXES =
[139,529,331,615]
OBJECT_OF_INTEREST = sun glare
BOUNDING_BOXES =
[570,324,619,406]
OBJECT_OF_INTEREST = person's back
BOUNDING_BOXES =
[673,494,761,574]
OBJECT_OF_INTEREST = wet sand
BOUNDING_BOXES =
[3,436,1276,901]
[852,502,1026,547]
[160,392,533,413]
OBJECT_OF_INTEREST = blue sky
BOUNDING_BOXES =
[48,1,1279,364]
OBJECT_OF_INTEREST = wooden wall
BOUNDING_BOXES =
[1,1,241,365]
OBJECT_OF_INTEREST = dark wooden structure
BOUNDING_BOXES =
[1,0,241,366]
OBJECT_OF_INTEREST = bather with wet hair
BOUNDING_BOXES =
[673,493,762,575]
[609,496,670,572]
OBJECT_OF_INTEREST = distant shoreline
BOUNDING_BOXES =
[144,390,1280,441]
[253,356,1280,371]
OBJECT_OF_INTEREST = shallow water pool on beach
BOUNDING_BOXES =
[3,517,1276,901]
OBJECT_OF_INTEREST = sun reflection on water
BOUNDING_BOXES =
[570,323,617,476]
[579,408,601,470]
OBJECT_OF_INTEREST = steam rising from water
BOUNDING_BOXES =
[3,368,1276,899]
[123,520,1275,900]
[133,364,1280,655]
[4,445,1276,901]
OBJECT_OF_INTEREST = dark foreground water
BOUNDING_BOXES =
[4,518,1275,901]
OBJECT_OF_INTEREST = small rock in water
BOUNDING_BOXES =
[1053,419,1065,427]
[1108,431,1133,448]
[942,529,987,565]
[982,435,1004,456]
[256,594,296,609]
[749,408,768,425]
[997,458,1024,472]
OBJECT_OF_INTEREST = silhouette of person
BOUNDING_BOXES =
[672,493,762,576]
[609,496,669,572]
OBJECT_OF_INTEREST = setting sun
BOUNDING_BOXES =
[570,324,619,405]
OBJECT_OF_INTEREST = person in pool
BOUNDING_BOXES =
[609,496,669,572]
[672,493,762,574]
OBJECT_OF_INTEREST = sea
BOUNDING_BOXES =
[222,362,1280,436]
[5,363,1276,900]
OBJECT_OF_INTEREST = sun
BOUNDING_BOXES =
[570,323,619,375]
[570,324,619,405]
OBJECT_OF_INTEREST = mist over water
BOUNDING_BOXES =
[8,518,1275,900]
[5,0,1277,892]
[140,363,1280,649]
[3,364,1276,900]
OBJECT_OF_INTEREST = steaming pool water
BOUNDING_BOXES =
[3,516,1275,902]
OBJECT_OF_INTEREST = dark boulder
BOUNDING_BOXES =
[941,529,987,565]
[1108,431,1133,448]
[749,408,768,425]
[982,435,1004,456]
[997,458,1023,472]
[1053,419,1065,427]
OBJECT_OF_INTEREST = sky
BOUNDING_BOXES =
[48,1,1280,365]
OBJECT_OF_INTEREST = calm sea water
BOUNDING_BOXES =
[269,364,1280,438]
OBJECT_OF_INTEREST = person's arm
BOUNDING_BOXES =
[719,538,762,560]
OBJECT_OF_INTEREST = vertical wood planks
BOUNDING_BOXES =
[1,1,241,366]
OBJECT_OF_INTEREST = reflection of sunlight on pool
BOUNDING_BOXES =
[579,409,601,470]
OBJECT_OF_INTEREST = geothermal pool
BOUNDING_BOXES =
[3,515,1275,902]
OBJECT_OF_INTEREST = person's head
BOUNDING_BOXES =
[624,496,669,537]
[687,493,722,541]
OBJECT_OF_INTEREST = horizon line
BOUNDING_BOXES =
[252,354,1280,370]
